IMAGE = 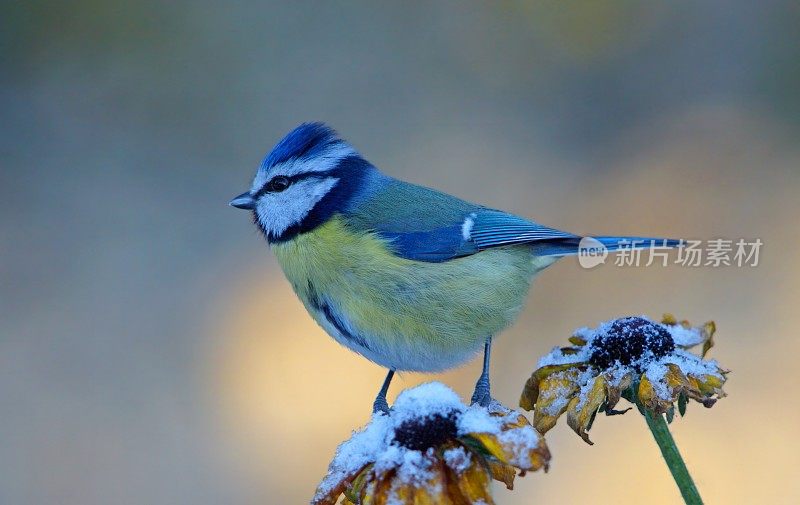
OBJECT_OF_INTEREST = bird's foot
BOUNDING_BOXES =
[372,369,395,414]
[372,396,390,414]
[470,376,492,407]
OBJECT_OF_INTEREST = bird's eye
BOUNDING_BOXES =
[268,176,290,192]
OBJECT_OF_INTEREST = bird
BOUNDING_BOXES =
[230,123,678,413]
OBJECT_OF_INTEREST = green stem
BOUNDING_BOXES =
[642,410,703,505]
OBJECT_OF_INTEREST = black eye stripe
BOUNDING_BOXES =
[255,172,326,197]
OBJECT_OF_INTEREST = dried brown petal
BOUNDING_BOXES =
[531,369,580,434]
[519,363,581,411]
[566,376,607,445]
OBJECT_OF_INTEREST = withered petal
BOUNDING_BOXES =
[701,321,716,357]
[569,335,588,346]
[602,372,632,411]
[312,464,371,505]
[486,459,516,490]
[448,459,494,504]
[520,363,582,411]
[638,374,673,415]
[361,472,392,505]
[566,376,607,445]
[404,462,456,505]
[501,411,532,431]
[665,364,690,391]
[531,369,580,433]
[469,433,510,465]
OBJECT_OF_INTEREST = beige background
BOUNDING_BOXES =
[2,1,798,503]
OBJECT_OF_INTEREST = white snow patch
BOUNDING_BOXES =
[457,405,500,435]
[313,413,393,499]
[532,315,723,410]
[443,446,471,475]
[662,349,723,379]
[536,345,589,368]
[390,381,463,425]
[496,423,542,468]
[643,361,672,399]
[665,324,706,347]
[537,372,576,416]
[314,382,542,501]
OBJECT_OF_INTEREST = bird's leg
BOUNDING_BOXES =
[372,368,395,414]
[470,336,493,407]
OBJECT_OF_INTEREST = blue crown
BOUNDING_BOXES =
[261,122,347,170]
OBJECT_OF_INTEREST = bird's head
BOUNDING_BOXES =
[230,123,375,242]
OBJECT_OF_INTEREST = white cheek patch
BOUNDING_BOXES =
[250,144,356,193]
[461,212,477,241]
[255,177,339,237]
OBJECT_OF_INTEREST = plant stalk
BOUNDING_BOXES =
[643,410,703,505]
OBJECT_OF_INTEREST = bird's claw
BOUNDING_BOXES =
[470,391,492,407]
[372,397,390,414]
[470,377,492,407]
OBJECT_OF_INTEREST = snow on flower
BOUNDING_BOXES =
[520,314,728,444]
[313,382,550,505]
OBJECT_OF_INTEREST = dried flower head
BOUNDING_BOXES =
[313,382,550,505]
[520,314,728,444]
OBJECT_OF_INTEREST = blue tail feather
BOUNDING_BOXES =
[532,236,681,257]
[594,236,681,252]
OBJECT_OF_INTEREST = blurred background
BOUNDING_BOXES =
[2,1,799,503]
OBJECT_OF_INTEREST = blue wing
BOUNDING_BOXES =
[468,210,577,249]
[344,178,678,263]
[377,209,580,262]
[375,209,681,263]
[377,225,477,262]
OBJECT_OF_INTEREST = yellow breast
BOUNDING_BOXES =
[271,215,539,371]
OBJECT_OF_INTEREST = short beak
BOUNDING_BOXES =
[229,192,256,210]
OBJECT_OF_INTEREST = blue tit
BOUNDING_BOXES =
[230,123,678,412]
